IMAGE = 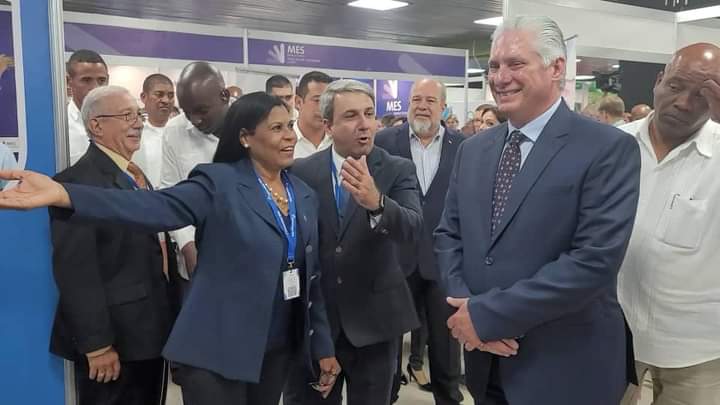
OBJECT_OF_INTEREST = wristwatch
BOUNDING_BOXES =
[369,194,385,216]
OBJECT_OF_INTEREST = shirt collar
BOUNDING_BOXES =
[68,101,81,122]
[295,122,330,145]
[331,146,346,178]
[95,143,131,174]
[182,115,217,140]
[507,97,563,143]
[409,124,445,145]
[637,112,716,159]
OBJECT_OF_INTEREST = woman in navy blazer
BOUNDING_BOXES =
[0,92,340,405]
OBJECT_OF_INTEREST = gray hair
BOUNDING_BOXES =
[410,79,448,102]
[492,16,567,87]
[80,85,132,137]
[320,79,375,122]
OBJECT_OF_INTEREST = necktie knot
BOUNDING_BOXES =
[127,161,148,190]
[508,130,526,147]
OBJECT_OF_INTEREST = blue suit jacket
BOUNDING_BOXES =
[61,159,334,382]
[434,102,640,404]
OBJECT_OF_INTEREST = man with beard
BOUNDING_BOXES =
[376,78,465,405]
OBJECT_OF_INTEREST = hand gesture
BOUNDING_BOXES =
[341,155,381,211]
[701,75,720,123]
[0,170,71,210]
[446,297,519,357]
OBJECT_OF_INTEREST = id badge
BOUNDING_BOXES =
[283,268,301,300]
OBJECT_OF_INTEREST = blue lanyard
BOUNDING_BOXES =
[330,158,344,213]
[256,170,297,266]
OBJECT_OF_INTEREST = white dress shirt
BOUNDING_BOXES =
[68,101,90,165]
[409,125,444,195]
[618,114,720,368]
[133,122,166,188]
[507,97,562,168]
[294,123,332,159]
[161,114,219,278]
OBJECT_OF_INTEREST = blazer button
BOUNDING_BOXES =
[485,256,494,266]
[335,246,343,254]
[309,329,315,336]
[337,276,343,285]
[306,245,313,253]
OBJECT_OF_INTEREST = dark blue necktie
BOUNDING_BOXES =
[491,130,525,236]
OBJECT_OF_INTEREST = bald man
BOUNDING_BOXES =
[629,104,652,122]
[161,62,229,279]
[619,43,720,405]
[376,79,465,405]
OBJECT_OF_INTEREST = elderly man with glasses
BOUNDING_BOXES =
[49,85,177,405]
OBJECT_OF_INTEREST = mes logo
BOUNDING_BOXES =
[287,45,305,56]
[386,100,403,112]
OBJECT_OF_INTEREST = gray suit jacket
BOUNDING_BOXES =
[292,146,422,347]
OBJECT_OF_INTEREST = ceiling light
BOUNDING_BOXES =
[474,16,503,26]
[611,64,620,69]
[576,75,596,81]
[576,58,582,63]
[348,0,409,11]
[467,68,485,74]
[676,5,720,23]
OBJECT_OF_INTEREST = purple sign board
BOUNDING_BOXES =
[0,10,18,139]
[248,38,464,77]
[376,80,413,117]
[64,22,244,63]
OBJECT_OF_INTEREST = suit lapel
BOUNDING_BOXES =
[317,149,340,237]
[289,176,312,244]
[475,129,507,243]
[86,143,136,190]
[425,132,459,197]
[489,105,572,248]
[235,160,282,236]
[396,123,413,161]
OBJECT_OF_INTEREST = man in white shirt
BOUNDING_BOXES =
[619,43,720,405]
[161,62,228,278]
[293,71,333,158]
[134,73,175,187]
[66,50,109,165]
[266,74,294,107]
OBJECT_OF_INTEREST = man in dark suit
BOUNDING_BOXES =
[285,79,422,405]
[375,78,465,405]
[50,85,176,405]
[434,16,641,405]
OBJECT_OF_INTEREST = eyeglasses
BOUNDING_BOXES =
[94,111,142,123]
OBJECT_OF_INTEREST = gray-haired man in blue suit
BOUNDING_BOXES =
[434,16,641,405]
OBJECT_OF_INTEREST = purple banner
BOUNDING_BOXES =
[64,22,244,63]
[0,11,18,138]
[249,38,464,77]
[376,80,413,117]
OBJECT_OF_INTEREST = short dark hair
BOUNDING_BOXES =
[142,73,173,94]
[265,75,292,93]
[213,92,288,163]
[296,71,333,99]
[66,49,107,77]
